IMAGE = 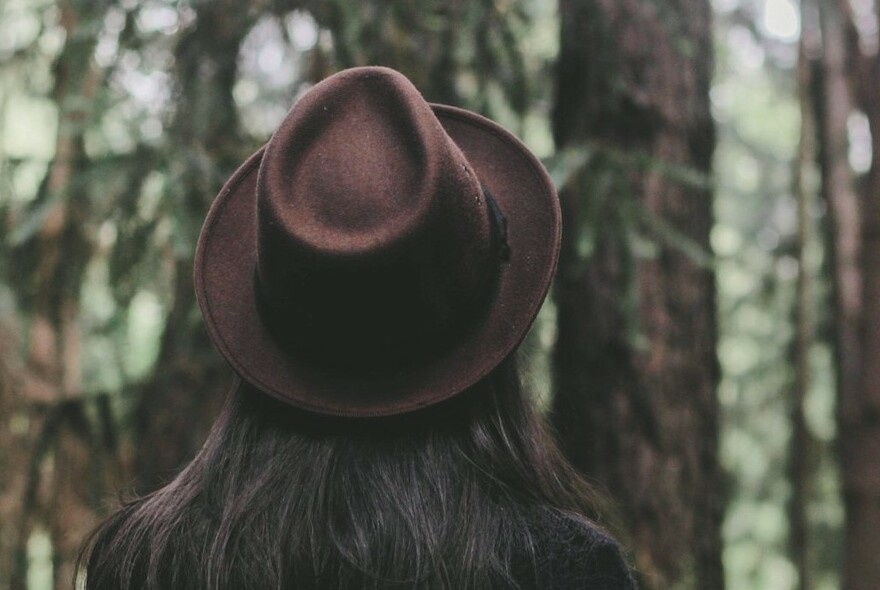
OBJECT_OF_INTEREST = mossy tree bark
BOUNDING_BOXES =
[550,1,724,588]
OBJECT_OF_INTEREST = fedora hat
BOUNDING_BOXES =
[194,66,560,417]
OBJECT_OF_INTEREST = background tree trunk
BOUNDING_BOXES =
[788,4,820,587]
[4,1,122,587]
[819,2,880,588]
[130,0,257,493]
[550,1,724,588]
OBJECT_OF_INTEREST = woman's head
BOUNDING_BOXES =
[80,357,604,590]
[80,67,586,590]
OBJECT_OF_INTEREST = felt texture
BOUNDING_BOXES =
[194,66,561,416]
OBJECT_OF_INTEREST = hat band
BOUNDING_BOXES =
[483,185,510,263]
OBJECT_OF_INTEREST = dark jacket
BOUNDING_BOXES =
[514,510,638,590]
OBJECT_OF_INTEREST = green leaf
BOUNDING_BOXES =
[636,203,715,268]
[543,145,592,191]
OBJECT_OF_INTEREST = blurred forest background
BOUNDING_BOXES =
[1,0,879,589]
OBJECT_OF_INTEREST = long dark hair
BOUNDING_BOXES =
[78,357,608,589]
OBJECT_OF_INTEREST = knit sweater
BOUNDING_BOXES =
[513,510,638,590]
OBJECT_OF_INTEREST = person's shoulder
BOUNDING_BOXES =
[516,508,638,590]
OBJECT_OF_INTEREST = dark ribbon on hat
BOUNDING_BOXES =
[482,184,511,263]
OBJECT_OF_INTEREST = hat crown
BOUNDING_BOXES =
[253,67,501,370]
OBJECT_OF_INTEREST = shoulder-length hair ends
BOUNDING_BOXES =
[78,357,607,590]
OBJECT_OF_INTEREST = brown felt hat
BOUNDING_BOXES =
[194,66,560,417]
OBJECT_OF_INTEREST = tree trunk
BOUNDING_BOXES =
[550,1,723,588]
[131,0,257,493]
[5,1,121,587]
[788,6,819,586]
[819,2,880,588]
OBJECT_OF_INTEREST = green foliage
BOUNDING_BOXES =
[548,141,715,354]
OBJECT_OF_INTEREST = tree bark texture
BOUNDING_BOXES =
[818,2,880,589]
[551,1,723,588]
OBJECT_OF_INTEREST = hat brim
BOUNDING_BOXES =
[194,104,561,417]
